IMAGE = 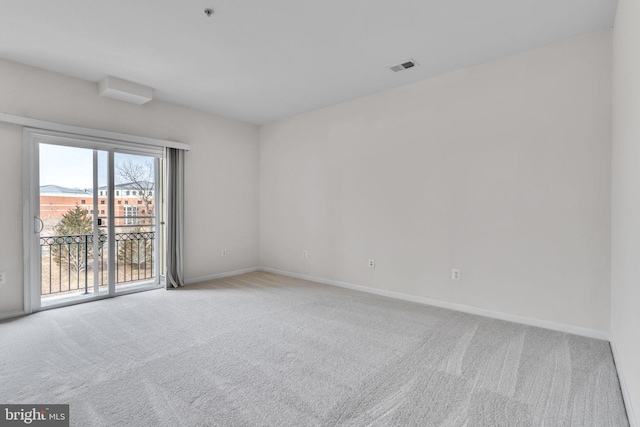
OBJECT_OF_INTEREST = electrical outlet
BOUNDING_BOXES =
[221,249,227,257]
[303,250,308,259]
[0,272,6,285]
[452,269,461,280]
[368,259,375,269]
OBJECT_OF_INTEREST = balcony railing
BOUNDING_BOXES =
[40,231,155,296]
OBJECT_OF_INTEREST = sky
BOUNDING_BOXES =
[39,144,155,189]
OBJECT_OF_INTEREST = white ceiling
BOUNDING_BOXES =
[0,1,618,125]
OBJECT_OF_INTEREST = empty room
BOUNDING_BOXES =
[0,0,639,426]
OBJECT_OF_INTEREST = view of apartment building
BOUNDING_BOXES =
[40,182,154,227]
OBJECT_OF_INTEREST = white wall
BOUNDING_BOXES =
[612,0,640,420]
[260,31,612,331]
[0,59,259,315]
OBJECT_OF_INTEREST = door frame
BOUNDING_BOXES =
[23,128,164,314]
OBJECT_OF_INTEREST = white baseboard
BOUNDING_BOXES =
[610,338,637,427]
[259,267,610,341]
[0,310,25,321]
[184,267,260,285]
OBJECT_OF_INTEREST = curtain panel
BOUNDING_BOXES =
[165,147,185,288]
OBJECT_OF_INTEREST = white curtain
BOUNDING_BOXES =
[165,147,185,288]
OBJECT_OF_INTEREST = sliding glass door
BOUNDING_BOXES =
[39,144,109,305]
[25,130,162,311]
[112,152,160,294]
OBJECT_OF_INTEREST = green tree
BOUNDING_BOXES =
[52,205,95,275]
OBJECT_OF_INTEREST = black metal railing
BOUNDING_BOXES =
[40,231,155,296]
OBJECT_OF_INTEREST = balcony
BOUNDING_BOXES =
[40,231,156,297]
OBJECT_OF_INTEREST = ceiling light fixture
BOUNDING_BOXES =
[204,8,214,17]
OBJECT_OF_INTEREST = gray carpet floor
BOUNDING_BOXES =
[0,272,629,426]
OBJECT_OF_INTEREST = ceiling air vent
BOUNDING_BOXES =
[390,60,418,72]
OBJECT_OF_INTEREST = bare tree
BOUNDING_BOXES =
[117,160,154,224]
[117,160,155,269]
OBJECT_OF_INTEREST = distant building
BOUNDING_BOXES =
[40,185,92,219]
[40,182,154,227]
[96,182,155,226]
